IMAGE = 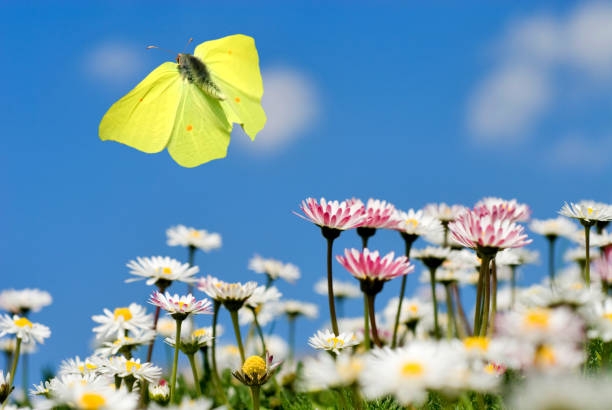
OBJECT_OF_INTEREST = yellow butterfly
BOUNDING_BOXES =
[99,34,266,167]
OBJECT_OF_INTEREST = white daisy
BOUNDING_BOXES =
[166,224,222,252]
[248,254,301,283]
[560,200,612,224]
[299,352,364,392]
[94,328,156,357]
[196,275,258,308]
[50,378,139,410]
[91,303,153,340]
[308,329,360,354]
[530,216,579,239]
[125,256,199,287]
[0,288,52,314]
[313,278,361,299]
[0,314,50,345]
[101,356,162,384]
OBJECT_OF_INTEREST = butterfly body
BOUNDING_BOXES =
[99,34,266,167]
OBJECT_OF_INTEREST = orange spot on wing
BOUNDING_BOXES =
[139,97,144,102]
[228,50,233,55]
[186,124,193,131]
[234,97,241,103]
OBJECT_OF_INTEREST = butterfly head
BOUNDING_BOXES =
[176,53,226,101]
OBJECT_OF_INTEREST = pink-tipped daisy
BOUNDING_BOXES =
[294,197,365,231]
[149,292,212,321]
[473,197,531,222]
[336,248,414,286]
[356,198,398,229]
[449,210,532,253]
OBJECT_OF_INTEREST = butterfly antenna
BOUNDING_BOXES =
[145,44,175,56]
[183,38,193,53]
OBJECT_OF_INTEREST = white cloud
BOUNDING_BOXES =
[238,66,318,154]
[467,2,612,145]
[548,134,612,171]
[84,42,147,86]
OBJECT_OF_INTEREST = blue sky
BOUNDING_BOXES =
[1,1,612,385]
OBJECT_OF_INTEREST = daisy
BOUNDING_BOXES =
[91,303,153,340]
[313,278,361,299]
[359,342,466,406]
[308,329,360,354]
[473,197,531,222]
[58,356,102,378]
[166,224,222,252]
[560,201,612,286]
[125,256,199,289]
[50,379,139,410]
[449,210,532,252]
[148,292,213,321]
[248,254,301,284]
[391,208,442,238]
[295,197,365,231]
[299,352,364,392]
[94,329,156,357]
[0,314,50,345]
[148,379,170,406]
[337,248,414,285]
[337,248,413,346]
[295,197,365,336]
[165,327,214,354]
[102,356,162,384]
[239,286,282,327]
[530,216,579,239]
[232,352,281,387]
[0,288,52,315]
[197,276,258,309]
[355,198,397,229]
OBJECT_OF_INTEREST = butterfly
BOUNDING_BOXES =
[99,34,266,167]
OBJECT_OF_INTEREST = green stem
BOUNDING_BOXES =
[6,337,21,403]
[229,309,246,363]
[288,316,296,362]
[187,353,202,397]
[452,282,470,338]
[362,294,371,351]
[250,307,267,354]
[250,385,261,410]
[510,265,517,308]
[583,222,592,287]
[392,233,416,348]
[489,258,498,336]
[366,293,383,347]
[429,266,440,339]
[481,258,492,337]
[146,305,161,363]
[547,235,557,289]
[325,234,340,336]
[169,319,183,403]
[210,301,228,404]
[444,283,456,340]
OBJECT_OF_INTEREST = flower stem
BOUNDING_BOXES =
[474,253,494,336]
[187,353,202,397]
[452,282,470,338]
[428,266,440,339]
[362,294,370,351]
[250,307,267,354]
[583,222,592,287]
[146,305,161,363]
[169,319,183,403]
[324,233,340,336]
[481,258,492,337]
[546,235,557,289]
[366,293,382,347]
[444,283,456,340]
[489,258,498,335]
[250,385,261,410]
[391,233,416,348]
[288,316,296,362]
[210,301,228,404]
[229,309,246,363]
[6,337,21,401]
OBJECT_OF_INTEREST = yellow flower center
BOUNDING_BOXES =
[534,345,556,367]
[400,361,424,377]
[408,304,419,314]
[193,328,207,337]
[190,230,201,238]
[405,218,419,229]
[524,309,550,329]
[604,313,612,322]
[113,337,133,345]
[242,355,267,379]
[338,358,363,379]
[78,363,98,373]
[463,336,489,352]
[14,317,32,328]
[484,363,497,374]
[587,207,594,215]
[326,337,345,349]
[162,266,173,275]
[126,359,142,373]
[78,392,106,410]
[113,307,133,321]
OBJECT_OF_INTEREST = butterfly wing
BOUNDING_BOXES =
[166,81,232,168]
[194,34,266,140]
[99,62,181,153]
